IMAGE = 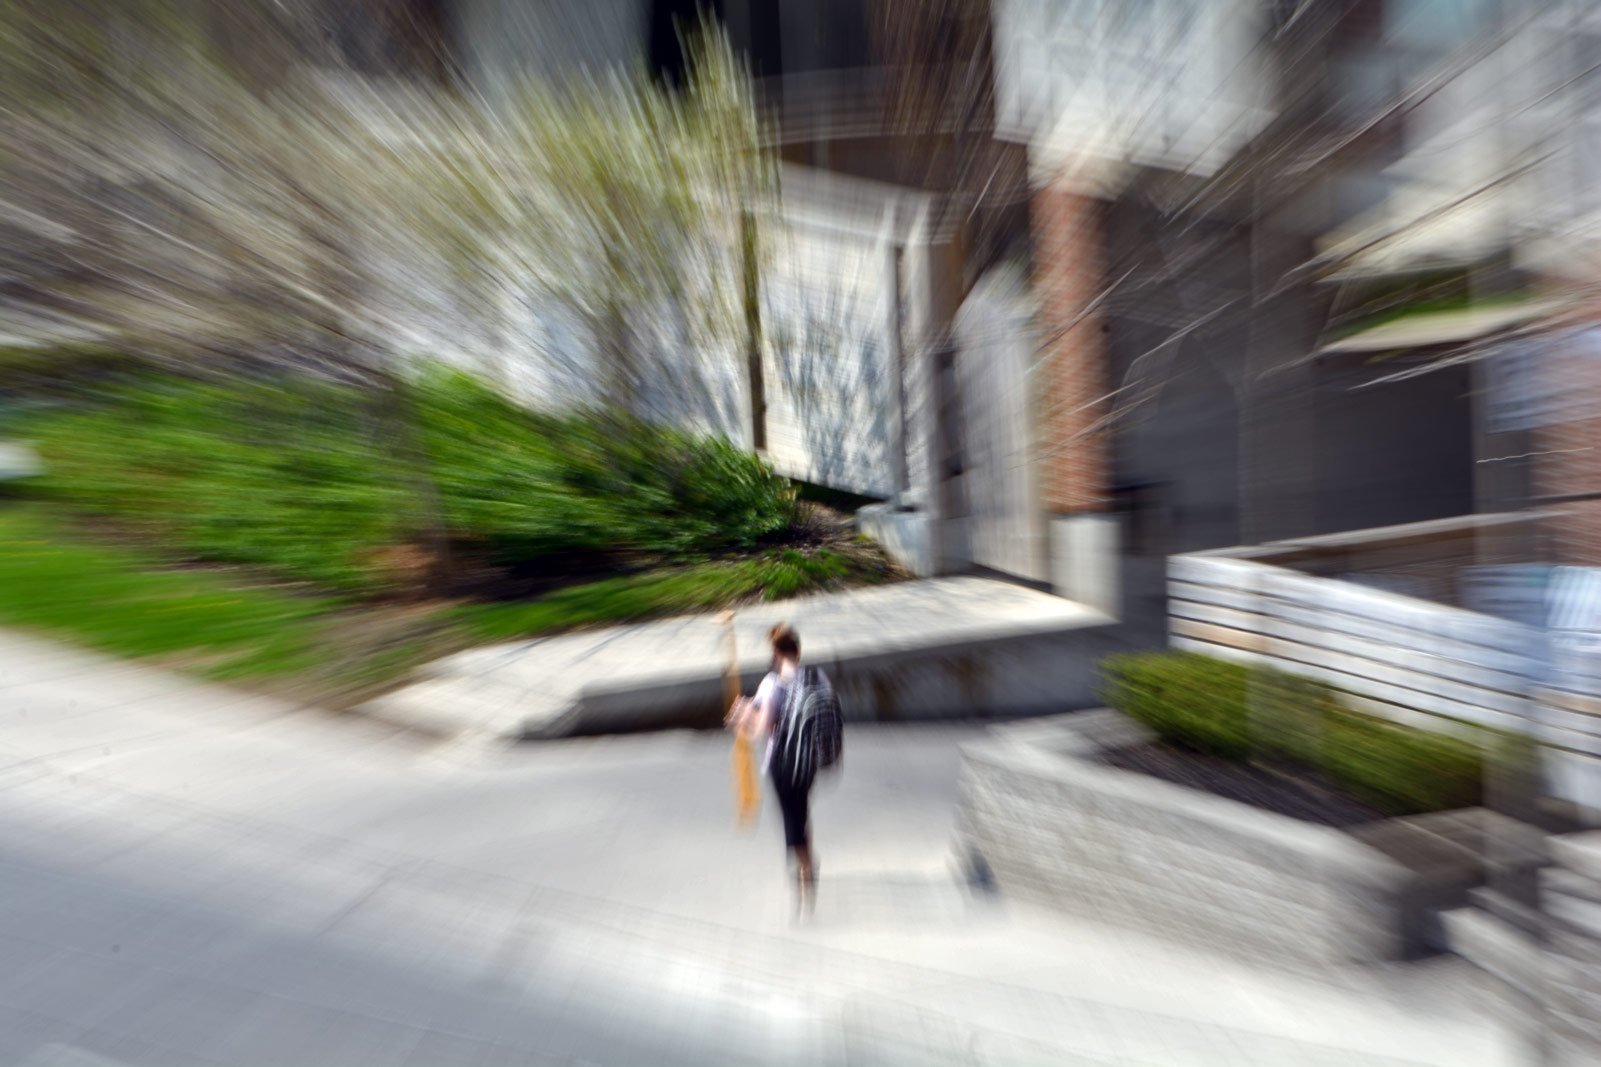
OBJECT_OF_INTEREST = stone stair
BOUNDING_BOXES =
[1541,837,1601,1061]
[1443,830,1601,1066]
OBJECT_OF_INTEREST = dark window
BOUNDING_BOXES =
[742,0,785,81]
[651,0,727,89]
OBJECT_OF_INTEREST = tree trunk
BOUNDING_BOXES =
[741,207,766,452]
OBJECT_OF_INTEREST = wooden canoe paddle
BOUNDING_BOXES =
[722,609,760,828]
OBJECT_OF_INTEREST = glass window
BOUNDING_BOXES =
[1386,0,1496,50]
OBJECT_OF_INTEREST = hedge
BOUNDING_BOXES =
[1100,651,1487,817]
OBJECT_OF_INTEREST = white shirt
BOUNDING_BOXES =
[753,668,794,774]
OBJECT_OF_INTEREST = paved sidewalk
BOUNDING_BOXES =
[0,629,1522,1066]
[358,575,1113,741]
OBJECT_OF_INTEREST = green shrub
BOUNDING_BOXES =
[1100,651,1487,817]
[454,546,885,642]
[415,368,794,559]
[1320,713,1484,816]
[21,367,798,594]
[1100,651,1255,761]
[417,372,625,559]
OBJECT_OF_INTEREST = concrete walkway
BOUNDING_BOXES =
[0,628,1520,1066]
[359,576,1116,742]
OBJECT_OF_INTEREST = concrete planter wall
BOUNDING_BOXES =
[956,710,1499,971]
[856,503,935,578]
[569,624,1130,737]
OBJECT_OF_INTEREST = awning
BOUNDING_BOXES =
[1316,297,1568,356]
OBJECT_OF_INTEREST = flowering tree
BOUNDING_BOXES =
[0,0,774,584]
[0,3,771,411]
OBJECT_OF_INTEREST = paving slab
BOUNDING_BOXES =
[0,628,1521,1066]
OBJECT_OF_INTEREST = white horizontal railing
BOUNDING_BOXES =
[1169,552,1547,738]
[1170,552,1599,755]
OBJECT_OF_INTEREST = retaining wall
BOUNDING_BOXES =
[957,710,1495,970]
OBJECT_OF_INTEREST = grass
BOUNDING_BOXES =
[0,500,899,700]
[0,501,336,681]
[18,367,798,595]
[0,365,904,698]
[455,546,890,642]
[0,361,905,698]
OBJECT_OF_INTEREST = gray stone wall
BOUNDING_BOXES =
[957,710,1485,971]
[1545,833,1601,1065]
[1443,830,1601,1066]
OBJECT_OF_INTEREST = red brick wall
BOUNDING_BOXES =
[1031,182,1110,513]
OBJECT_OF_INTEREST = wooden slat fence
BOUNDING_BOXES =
[1168,553,1601,751]
[1170,535,1601,812]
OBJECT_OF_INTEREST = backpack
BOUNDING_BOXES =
[773,666,843,789]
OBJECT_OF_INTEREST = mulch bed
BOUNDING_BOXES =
[1100,742,1388,828]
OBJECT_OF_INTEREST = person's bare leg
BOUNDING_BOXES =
[785,847,805,918]
[796,842,814,914]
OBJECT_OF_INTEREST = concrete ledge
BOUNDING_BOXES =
[1049,514,1120,618]
[956,710,1491,970]
[1548,750,1601,819]
[857,503,935,578]
[359,576,1123,741]
[563,618,1129,739]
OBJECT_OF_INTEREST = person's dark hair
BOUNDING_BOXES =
[768,623,800,661]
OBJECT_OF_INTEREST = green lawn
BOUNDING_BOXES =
[0,502,336,681]
[0,366,902,698]
[19,369,799,595]
[0,504,896,699]
[454,547,878,642]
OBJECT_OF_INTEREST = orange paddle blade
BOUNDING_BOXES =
[733,732,760,827]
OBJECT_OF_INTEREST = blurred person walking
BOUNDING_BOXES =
[727,623,843,913]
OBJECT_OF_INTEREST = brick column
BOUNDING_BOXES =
[1031,181,1111,514]
[1030,177,1120,613]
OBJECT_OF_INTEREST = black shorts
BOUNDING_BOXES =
[770,768,811,850]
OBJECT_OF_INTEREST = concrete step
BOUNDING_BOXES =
[1438,905,1567,1060]
[1440,906,1546,996]
[1548,931,1601,973]
[1542,869,1601,974]
[1545,867,1601,908]
[1468,886,1546,940]
[1552,831,1601,884]
[1452,810,1550,869]
[1546,888,1601,943]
